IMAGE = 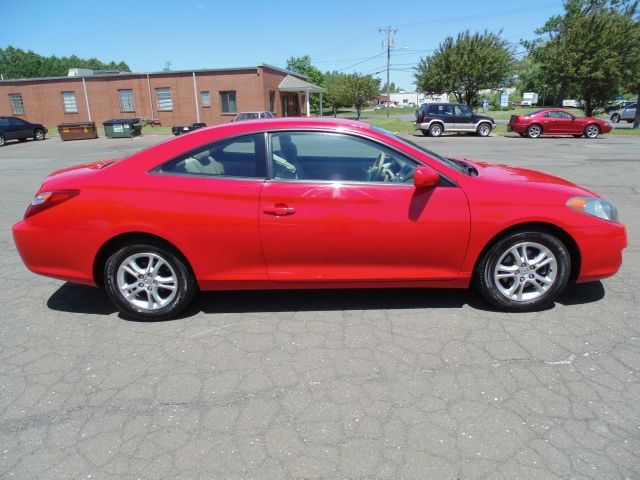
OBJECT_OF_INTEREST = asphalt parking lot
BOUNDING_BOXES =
[1,132,638,479]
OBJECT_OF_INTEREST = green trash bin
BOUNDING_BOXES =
[103,118,142,138]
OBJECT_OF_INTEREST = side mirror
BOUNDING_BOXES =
[414,166,440,188]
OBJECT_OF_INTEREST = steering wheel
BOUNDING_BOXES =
[368,152,386,181]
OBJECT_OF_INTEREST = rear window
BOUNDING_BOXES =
[524,110,543,117]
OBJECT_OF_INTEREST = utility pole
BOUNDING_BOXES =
[379,26,397,118]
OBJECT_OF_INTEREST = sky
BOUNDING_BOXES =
[0,0,566,89]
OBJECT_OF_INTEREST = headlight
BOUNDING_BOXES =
[567,196,618,222]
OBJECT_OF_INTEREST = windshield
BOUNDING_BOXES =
[371,126,465,173]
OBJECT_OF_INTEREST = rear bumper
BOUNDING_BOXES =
[13,220,103,286]
[568,223,627,283]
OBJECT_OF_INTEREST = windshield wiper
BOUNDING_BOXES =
[448,158,478,177]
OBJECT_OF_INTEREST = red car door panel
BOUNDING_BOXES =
[259,181,471,282]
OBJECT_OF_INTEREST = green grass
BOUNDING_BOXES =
[362,117,416,133]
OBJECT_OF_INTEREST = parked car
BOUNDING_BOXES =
[508,109,613,138]
[415,103,495,137]
[610,103,636,123]
[0,116,47,146]
[13,118,626,320]
[232,112,273,122]
[172,123,207,136]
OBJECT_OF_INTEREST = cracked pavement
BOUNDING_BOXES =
[0,133,638,479]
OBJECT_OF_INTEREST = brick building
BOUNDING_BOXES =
[0,64,325,128]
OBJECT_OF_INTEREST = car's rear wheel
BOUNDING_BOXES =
[0,134,6,147]
[475,231,571,311]
[34,129,45,141]
[584,124,600,139]
[526,124,542,138]
[104,243,197,321]
[429,123,443,137]
[476,123,492,137]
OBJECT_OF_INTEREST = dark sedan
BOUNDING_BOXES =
[0,117,48,146]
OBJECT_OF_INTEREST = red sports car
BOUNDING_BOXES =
[508,109,613,138]
[13,118,626,320]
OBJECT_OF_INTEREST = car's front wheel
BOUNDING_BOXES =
[611,114,621,123]
[104,243,197,321]
[476,123,492,137]
[584,124,600,139]
[0,134,6,147]
[475,231,571,311]
[34,129,46,141]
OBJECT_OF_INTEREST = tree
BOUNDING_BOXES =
[286,55,326,113]
[324,71,350,117]
[414,30,514,108]
[343,73,380,120]
[619,3,640,127]
[525,0,639,116]
[0,45,130,79]
[381,81,401,93]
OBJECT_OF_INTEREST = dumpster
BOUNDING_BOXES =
[103,118,142,138]
[58,121,99,141]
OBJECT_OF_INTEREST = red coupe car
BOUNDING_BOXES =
[13,118,626,320]
[508,109,613,138]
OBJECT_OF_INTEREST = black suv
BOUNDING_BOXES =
[0,117,48,146]
[415,103,495,137]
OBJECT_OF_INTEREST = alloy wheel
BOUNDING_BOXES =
[493,242,558,302]
[116,252,178,311]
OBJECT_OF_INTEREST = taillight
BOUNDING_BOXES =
[24,189,79,219]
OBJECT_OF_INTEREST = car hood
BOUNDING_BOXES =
[457,158,599,195]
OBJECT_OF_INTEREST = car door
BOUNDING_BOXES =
[259,131,471,282]
[453,105,475,132]
[623,104,636,121]
[9,118,32,138]
[152,132,269,287]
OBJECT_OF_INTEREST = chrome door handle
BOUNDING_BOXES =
[263,204,296,216]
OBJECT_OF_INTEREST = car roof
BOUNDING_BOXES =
[222,117,371,132]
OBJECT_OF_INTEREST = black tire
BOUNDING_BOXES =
[611,114,621,123]
[0,134,5,147]
[429,123,443,137]
[475,231,571,312]
[34,129,45,141]
[104,242,197,321]
[18,138,27,142]
[584,124,600,139]
[626,120,634,124]
[526,124,542,138]
[476,122,492,137]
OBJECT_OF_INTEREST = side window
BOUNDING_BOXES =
[269,132,417,184]
[11,118,27,126]
[543,112,551,118]
[158,133,266,178]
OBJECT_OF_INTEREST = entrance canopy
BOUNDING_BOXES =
[278,74,326,117]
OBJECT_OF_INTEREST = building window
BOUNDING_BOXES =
[61,91,78,113]
[201,91,211,108]
[118,89,135,112]
[269,91,275,112]
[220,91,237,113]
[8,93,25,115]
[155,87,173,111]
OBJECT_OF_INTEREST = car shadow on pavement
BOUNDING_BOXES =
[46,280,606,321]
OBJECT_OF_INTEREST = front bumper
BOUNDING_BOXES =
[568,222,627,283]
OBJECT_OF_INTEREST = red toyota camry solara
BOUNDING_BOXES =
[13,118,626,320]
